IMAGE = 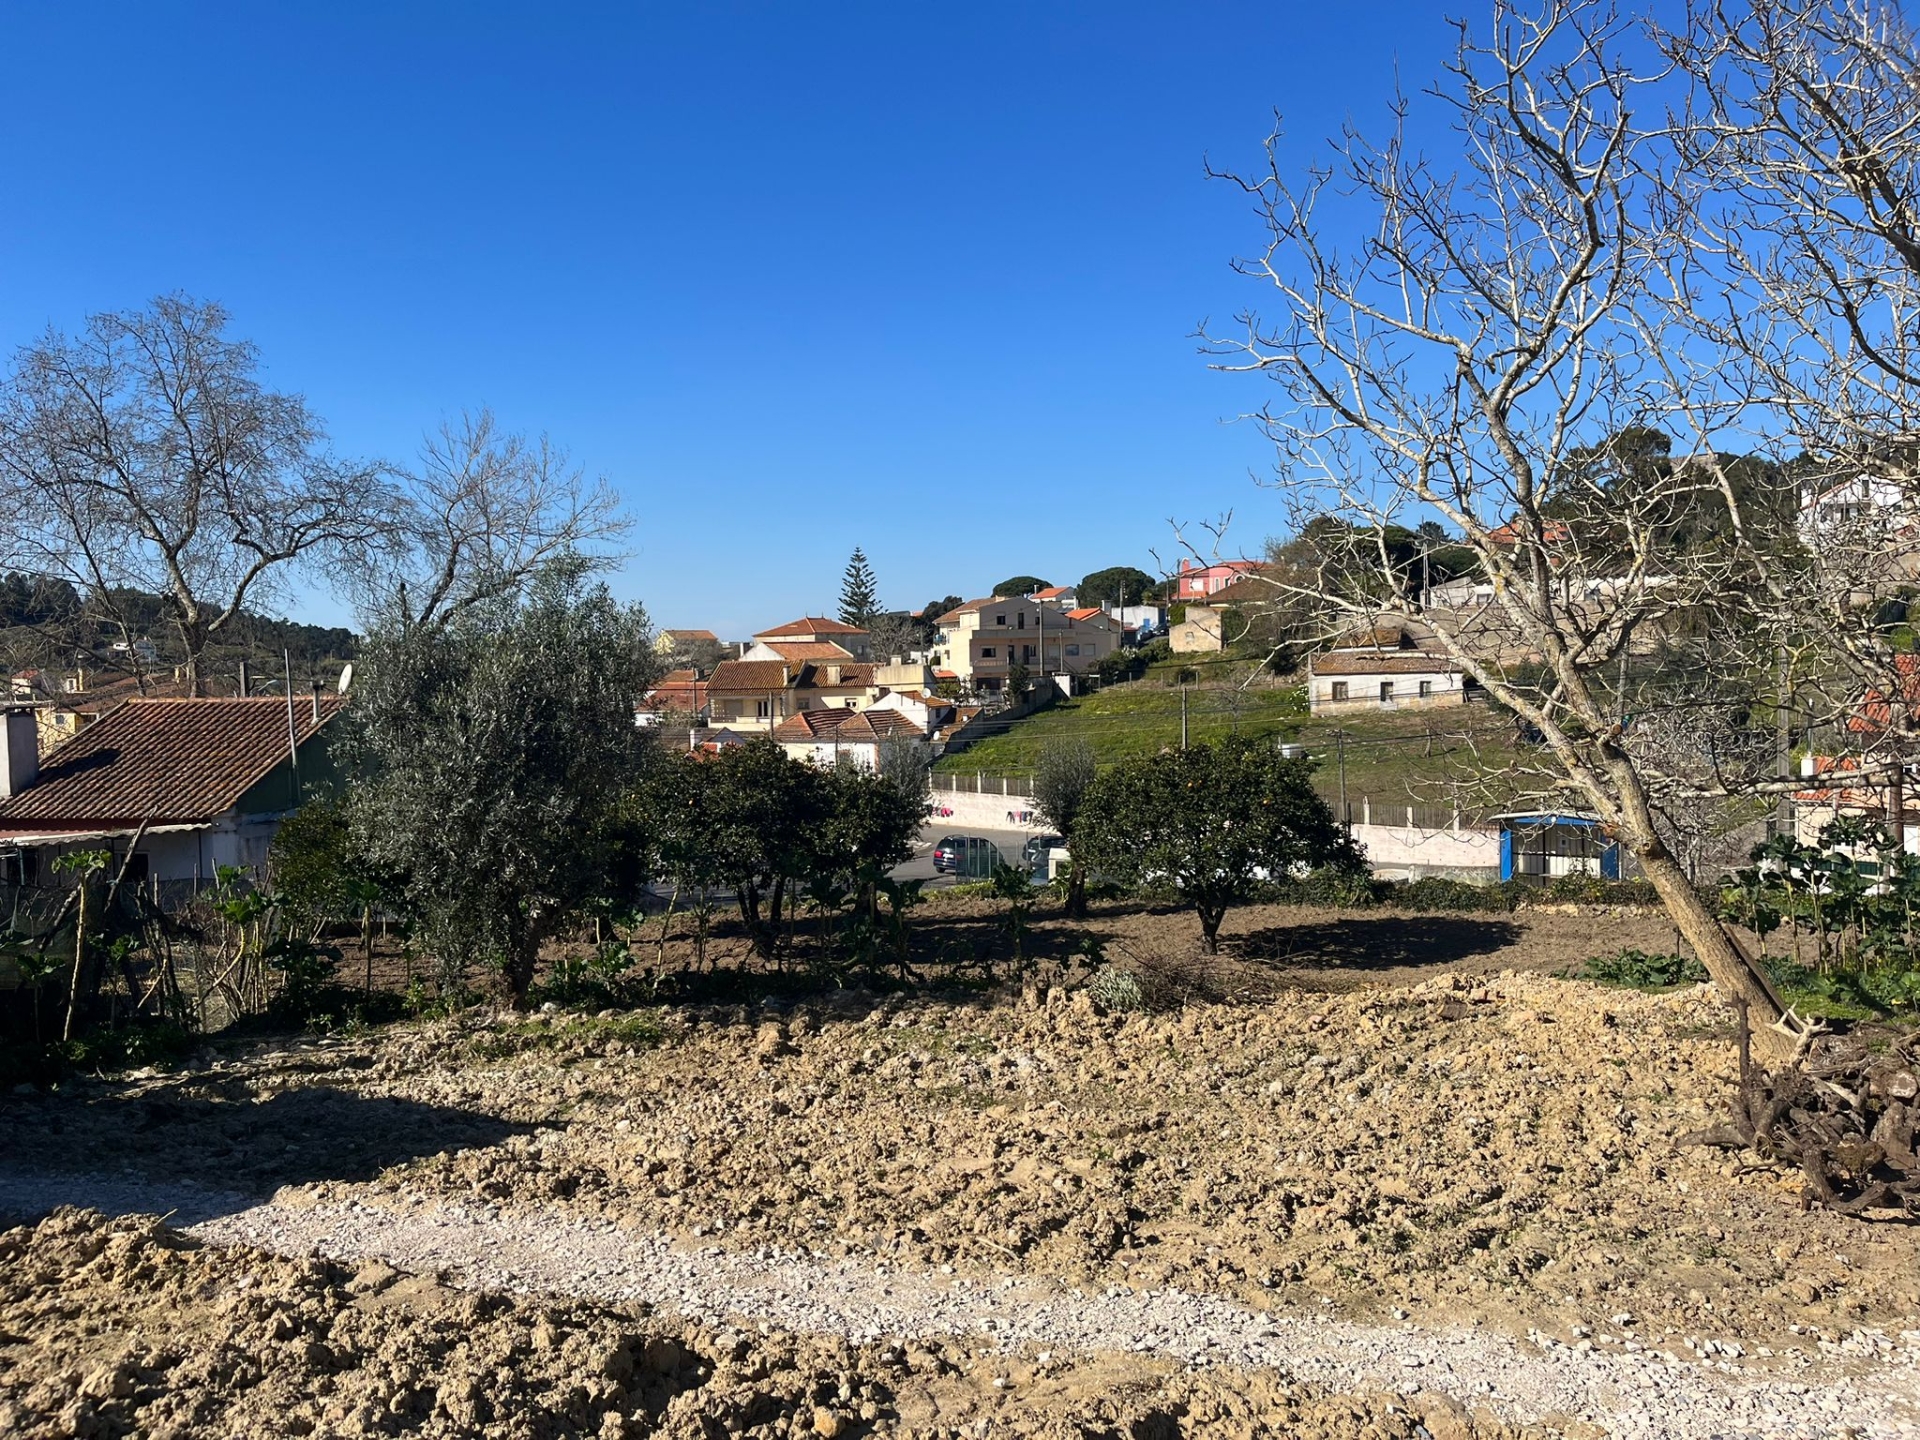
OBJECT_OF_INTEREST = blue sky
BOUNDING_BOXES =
[0,2,1463,637]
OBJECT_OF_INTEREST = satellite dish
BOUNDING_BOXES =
[336,663,354,695]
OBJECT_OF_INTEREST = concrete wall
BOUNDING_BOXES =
[926,781,1501,878]
[927,788,1046,832]
[1350,819,1499,880]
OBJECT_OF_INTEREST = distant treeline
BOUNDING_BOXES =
[1,571,355,682]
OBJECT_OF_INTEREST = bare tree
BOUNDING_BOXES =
[0,296,385,695]
[1204,1,1816,1054]
[1662,0,1920,841]
[358,408,627,633]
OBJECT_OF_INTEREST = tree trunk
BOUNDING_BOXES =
[62,884,88,1042]
[1198,906,1223,955]
[506,942,538,1010]
[1634,844,1797,1065]
[1064,860,1088,921]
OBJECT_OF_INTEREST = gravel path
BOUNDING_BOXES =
[4,1170,1918,1440]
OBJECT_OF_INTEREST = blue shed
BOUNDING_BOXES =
[1495,813,1621,882]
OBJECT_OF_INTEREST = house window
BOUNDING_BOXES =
[1017,612,1026,629]
[1418,680,1434,698]
[1379,681,1394,703]
[995,614,1007,626]
[1331,681,1349,702]
[1066,644,1080,657]
[756,698,771,719]
[981,646,996,658]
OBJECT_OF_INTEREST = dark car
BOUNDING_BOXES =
[932,834,1006,878]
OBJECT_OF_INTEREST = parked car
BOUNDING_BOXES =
[1022,833,1064,877]
[932,834,1008,878]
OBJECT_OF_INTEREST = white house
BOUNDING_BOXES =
[1307,625,1476,715]
[771,706,928,770]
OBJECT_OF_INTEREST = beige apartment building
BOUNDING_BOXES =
[931,597,1118,693]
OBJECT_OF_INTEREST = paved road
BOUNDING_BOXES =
[898,824,1040,891]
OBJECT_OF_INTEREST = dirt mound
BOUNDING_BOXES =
[0,1207,1528,1439]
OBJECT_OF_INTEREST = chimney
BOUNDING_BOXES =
[310,679,322,723]
[1,709,39,798]
[238,660,251,697]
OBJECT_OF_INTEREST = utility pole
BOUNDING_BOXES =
[1337,728,1350,839]
[1180,682,1189,750]
[283,650,300,804]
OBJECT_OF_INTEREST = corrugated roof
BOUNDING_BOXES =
[0,697,343,830]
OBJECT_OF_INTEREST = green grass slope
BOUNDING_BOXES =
[935,679,1532,813]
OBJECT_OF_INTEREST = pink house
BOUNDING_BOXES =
[1175,559,1263,600]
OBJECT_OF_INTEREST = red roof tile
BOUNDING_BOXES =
[0,697,342,831]
[763,640,858,663]
[708,659,795,692]
[755,616,868,638]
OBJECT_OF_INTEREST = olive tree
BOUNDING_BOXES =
[1032,738,1098,917]
[337,561,657,1004]
[1075,736,1356,953]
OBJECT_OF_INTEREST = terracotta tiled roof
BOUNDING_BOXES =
[1310,653,1461,677]
[707,659,795,692]
[1033,586,1072,600]
[936,598,1005,622]
[662,628,720,643]
[0,697,343,831]
[1849,654,1920,734]
[764,640,858,664]
[755,616,868,638]
[1065,607,1105,622]
[1202,576,1277,607]
[797,663,874,689]
[1486,518,1572,546]
[771,709,847,741]
[774,708,923,745]
[642,670,710,711]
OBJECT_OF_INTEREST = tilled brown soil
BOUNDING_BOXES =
[3,903,1917,1437]
[0,1206,1534,1439]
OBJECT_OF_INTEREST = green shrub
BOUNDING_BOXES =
[2,1015,199,1086]
[1579,948,1707,989]
[1393,876,1515,912]
[1085,969,1147,1014]
[933,881,998,901]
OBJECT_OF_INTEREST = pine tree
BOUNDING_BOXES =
[838,547,878,626]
